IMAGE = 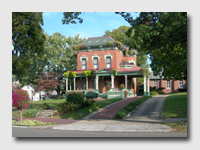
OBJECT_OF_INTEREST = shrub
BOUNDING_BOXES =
[12,120,56,126]
[53,111,58,116]
[106,84,111,91]
[82,99,97,107]
[56,102,80,114]
[66,91,74,96]
[85,91,98,100]
[119,84,125,90]
[39,102,50,110]
[66,92,85,106]
[124,90,128,97]
[150,91,159,96]
[24,109,42,118]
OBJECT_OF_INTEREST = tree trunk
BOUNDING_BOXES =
[20,110,23,122]
[56,85,60,98]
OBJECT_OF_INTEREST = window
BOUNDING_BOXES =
[93,58,98,69]
[106,57,111,68]
[82,58,86,70]
[154,80,157,88]
[179,80,183,88]
[166,81,170,89]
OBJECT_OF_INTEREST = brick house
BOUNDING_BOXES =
[65,36,150,98]
[149,71,187,93]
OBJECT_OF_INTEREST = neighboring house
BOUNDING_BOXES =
[66,36,148,98]
[149,71,187,93]
[12,79,21,92]
[21,85,35,101]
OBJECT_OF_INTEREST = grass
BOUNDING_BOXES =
[162,92,187,118]
[54,98,122,119]
[114,96,152,119]
[12,120,57,126]
[12,99,65,118]
[164,121,187,132]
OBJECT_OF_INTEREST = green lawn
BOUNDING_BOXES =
[162,92,187,118]
[12,98,122,119]
[12,99,66,118]
[54,98,122,119]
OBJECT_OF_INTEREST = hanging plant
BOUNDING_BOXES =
[82,70,92,77]
[106,41,114,45]
[112,69,118,76]
[71,72,77,78]
[129,49,134,56]
[72,44,85,51]
[64,71,71,78]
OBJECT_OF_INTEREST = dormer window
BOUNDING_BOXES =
[82,58,86,70]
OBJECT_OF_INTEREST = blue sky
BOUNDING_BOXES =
[42,12,139,38]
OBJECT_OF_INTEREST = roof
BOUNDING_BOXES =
[149,71,164,79]
[119,59,133,66]
[80,36,116,46]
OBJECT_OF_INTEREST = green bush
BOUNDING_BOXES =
[124,90,128,97]
[39,102,50,110]
[82,99,97,107]
[56,102,80,114]
[66,92,85,106]
[115,110,127,119]
[24,109,42,118]
[119,84,125,90]
[150,91,159,96]
[85,91,98,100]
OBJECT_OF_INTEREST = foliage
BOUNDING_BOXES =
[72,44,85,51]
[114,96,152,119]
[106,84,111,91]
[12,12,45,78]
[85,91,98,100]
[56,102,80,114]
[124,90,128,97]
[117,12,187,80]
[35,72,60,93]
[150,91,159,96]
[12,120,56,126]
[24,109,42,118]
[64,71,70,78]
[62,12,83,24]
[119,84,125,90]
[129,49,134,55]
[66,92,85,106]
[106,41,113,45]
[82,70,92,77]
[12,89,30,110]
[71,72,78,78]
[136,85,139,94]
[113,69,118,76]
[39,102,50,110]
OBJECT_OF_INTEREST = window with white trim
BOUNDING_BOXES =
[154,80,158,88]
[93,58,98,69]
[106,57,111,68]
[179,80,183,88]
[82,58,86,70]
[166,81,170,89]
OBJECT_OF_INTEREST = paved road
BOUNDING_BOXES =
[12,127,187,137]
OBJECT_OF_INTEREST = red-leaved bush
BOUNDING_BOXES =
[12,89,30,110]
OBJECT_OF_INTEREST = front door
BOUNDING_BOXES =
[105,80,111,93]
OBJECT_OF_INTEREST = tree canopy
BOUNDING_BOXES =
[116,12,187,80]
[12,12,46,78]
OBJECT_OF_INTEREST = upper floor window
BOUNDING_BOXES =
[179,80,183,88]
[93,58,98,69]
[106,57,111,68]
[154,80,158,88]
[82,58,86,70]
[166,81,170,89]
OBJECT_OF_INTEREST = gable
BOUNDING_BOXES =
[95,68,113,74]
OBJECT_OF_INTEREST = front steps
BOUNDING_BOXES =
[35,110,56,118]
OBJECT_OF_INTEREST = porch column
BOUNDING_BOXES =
[73,78,76,90]
[66,78,68,91]
[96,76,99,93]
[86,77,88,90]
[125,75,127,89]
[144,74,146,96]
[147,75,150,96]
[111,75,114,89]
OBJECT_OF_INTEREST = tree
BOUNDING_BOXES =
[35,72,60,94]
[12,89,30,122]
[44,33,85,96]
[116,12,187,80]
[104,25,149,83]
[12,12,46,79]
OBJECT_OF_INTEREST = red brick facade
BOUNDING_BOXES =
[150,79,187,93]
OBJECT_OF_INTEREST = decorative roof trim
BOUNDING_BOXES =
[104,53,113,60]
